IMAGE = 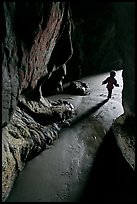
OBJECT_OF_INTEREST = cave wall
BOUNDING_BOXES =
[2,2,73,201]
[65,2,122,81]
[2,2,134,126]
[112,2,135,170]
[2,2,73,127]
[113,2,135,117]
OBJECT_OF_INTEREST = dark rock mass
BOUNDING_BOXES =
[2,2,74,201]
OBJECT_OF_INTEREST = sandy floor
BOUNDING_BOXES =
[6,70,127,202]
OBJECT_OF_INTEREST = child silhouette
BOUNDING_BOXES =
[102,70,119,99]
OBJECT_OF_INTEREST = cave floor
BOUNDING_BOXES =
[6,70,136,203]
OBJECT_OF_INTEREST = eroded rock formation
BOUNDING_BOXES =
[2,2,73,126]
[2,2,74,201]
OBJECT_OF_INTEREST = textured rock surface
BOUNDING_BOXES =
[2,2,74,201]
[2,106,59,201]
[2,98,75,201]
[2,2,72,126]
[63,80,90,95]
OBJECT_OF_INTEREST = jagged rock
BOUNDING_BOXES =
[2,98,75,201]
[2,2,73,201]
[18,96,76,125]
[2,2,72,126]
[63,80,90,95]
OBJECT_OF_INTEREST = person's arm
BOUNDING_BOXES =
[102,78,108,85]
[114,79,119,87]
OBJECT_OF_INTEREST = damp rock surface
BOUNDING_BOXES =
[2,97,75,201]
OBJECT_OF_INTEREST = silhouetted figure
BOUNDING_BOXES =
[102,70,119,99]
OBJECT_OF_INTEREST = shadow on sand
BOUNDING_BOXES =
[70,98,109,126]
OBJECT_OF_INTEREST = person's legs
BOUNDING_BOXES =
[108,89,112,99]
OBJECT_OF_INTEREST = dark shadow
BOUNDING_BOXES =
[70,99,108,126]
[79,128,135,203]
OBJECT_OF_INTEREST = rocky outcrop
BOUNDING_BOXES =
[2,98,75,201]
[2,2,74,201]
[2,2,73,126]
[63,80,90,95]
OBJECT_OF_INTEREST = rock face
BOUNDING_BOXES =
[113,2,135,117]
[2,2,73,126]
[2,98,75,201]
[63,80,90,95]
[2,2,74,201]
